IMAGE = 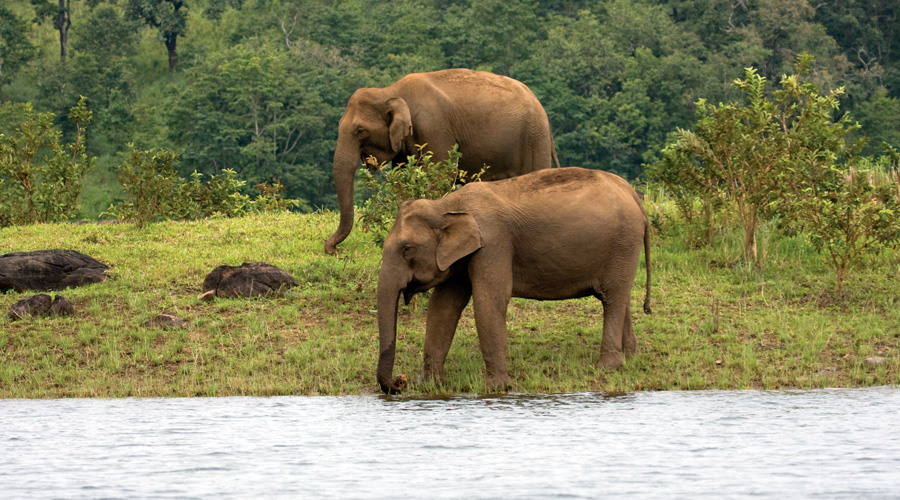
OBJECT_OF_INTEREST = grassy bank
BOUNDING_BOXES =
[1,210,898,398]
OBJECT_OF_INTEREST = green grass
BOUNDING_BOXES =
[1,209,898,398]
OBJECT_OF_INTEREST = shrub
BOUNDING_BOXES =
[104,146,299,226]
[650,56,856,266]
[781,147,900,296]
[358,145,483,245]
[0,97,95,227]
[651,55,900,296]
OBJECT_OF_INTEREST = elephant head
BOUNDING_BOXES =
[325,88,414,254]
[376,200,483,394]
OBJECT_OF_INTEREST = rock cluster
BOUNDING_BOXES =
[3,250,297,326]
[7,294,74,320]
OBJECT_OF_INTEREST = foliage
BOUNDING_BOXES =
[251,179,306,213]
[853,88,900,156]
[358,145,483,245]
[104,146,300,227]
[513,1,707,177]
[0,96,95,227]
[2,0,900,216]
[442,0,541,76]
[651,58,858,265]
[652,55,900,295]
[814,0,900,97]
[166,40,350,207]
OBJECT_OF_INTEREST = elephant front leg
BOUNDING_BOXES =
[422,277,472,385]
[471,284,514,392]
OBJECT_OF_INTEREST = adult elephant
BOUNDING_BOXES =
[324,69,559,254]
[375,167,652,394]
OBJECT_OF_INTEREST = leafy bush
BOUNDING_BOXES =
[358,145,483,245]
[104,146,300,227]
[0,97,95,227]
[780,147,900,296]
[650,58,856,265]
[104,148,180,227]
[651,55,900,295]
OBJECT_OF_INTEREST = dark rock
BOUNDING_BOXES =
[202,262,297,298]
[0,249,108,292]
[143,313,185,329]
[49,295,75,317]
[8,294,53,320]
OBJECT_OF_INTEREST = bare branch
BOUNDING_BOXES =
[277,14,299,49]
[857,48,878,75]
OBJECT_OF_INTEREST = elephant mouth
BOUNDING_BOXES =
[403,287,416,305]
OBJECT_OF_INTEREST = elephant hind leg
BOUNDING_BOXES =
[592,286,630,370]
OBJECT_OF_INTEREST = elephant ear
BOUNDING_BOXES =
[386,97,413,154]
[437,212,483,272]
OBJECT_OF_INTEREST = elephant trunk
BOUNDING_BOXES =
[324,140,360,254]
[376,268,406,394]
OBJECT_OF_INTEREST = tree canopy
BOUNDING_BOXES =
[1,0,898,213]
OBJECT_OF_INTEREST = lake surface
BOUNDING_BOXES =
[2,387,899,499]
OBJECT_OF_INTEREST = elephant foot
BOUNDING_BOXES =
[378,374,408,394]
[599,351,624,370]
[485,373,513,393]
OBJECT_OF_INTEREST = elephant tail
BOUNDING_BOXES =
[550,135,561,169]
[642,217,652,315]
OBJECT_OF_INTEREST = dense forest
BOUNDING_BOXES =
[1,0,898,217]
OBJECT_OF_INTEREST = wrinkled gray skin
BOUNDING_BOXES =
[376,168,652,394]
[325,69,559,254]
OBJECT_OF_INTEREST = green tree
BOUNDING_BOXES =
[815,0,900,96]
[0,6,37,103]
[442,0,542,75]
[31,0,72,59]
[364,0,447,78]
[68,3,140,152]
[126,0,187,71]
[853,87,900,156]
[516,1,706,178]
[166,41,348,207]
[662,0,851,100]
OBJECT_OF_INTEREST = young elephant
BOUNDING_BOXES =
[376,167,652,394]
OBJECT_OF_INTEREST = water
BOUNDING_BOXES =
[2,387,899,499]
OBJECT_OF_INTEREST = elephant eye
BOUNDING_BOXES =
[356,127,369,140]
[402,245,417,260]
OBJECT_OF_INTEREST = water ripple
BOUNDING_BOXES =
[1,388,899,499]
